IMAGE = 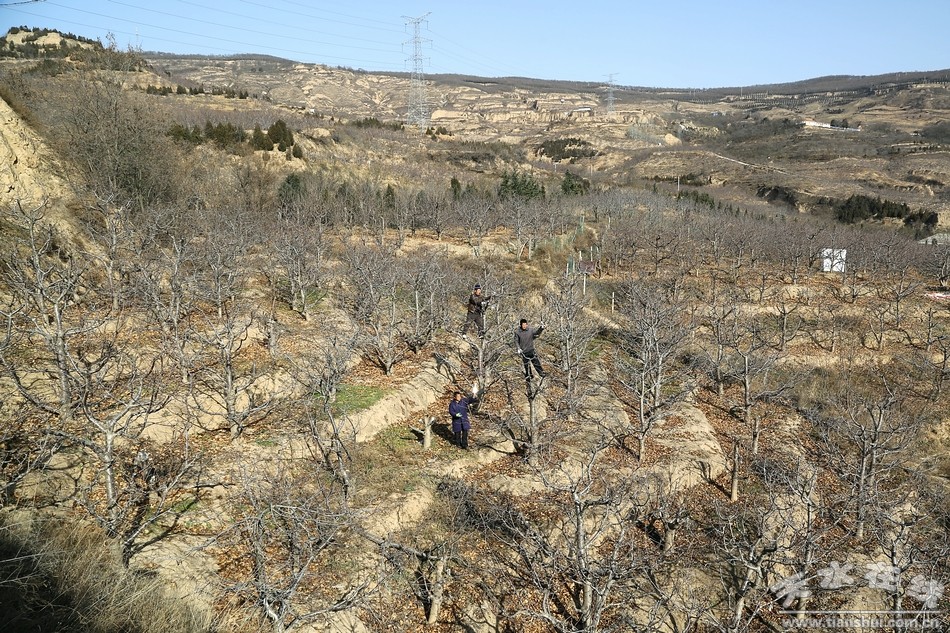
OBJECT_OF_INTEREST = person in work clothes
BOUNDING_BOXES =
[515,318,545,379]
[449,391,474,449]
[463,284,491,338]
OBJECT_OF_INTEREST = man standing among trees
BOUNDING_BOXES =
[515,317,546,379]
[463,283,491,339]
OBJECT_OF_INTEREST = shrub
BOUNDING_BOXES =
[835,194,912,224]
[538,137,596,162]
[350,117,403,131]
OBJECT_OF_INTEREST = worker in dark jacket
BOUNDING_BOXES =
[449,390,475,449]
[463,284,491,338]
[515,318,545,379]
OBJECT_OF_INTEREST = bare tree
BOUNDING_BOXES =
[1,201,207,564]
[771,287,806,352]
[597,214,642,277]
[707,499,781,632]
[615,278,694,460]
[701,286,742,398]
[804,287,848,354]
[360,499,462,628]
[503,199,545,261]
[413,188,451,240]
[494,372,554,467]
[453,199,496,257]
[38,56,183,208]
[809,364,927,540]
[223,462,369,633]
[342,242,408,375]
[1,203,86,424]
[448,263,520,404]
[134,229,202,384]
[544,274,599,398]
[81,200,141,313]
[403,248,453,353]
[919,241,950,288]
[272,212,329,322]
[442,440,662,633]
[640,209,684,276]
[188,305,273,439]
[865,480,950,618]
[720,311,791,456]
[195,209,251,320]
[722,219,766,286]
[774,222,829,284]
[287,329,359,498]
[0,396,64,505]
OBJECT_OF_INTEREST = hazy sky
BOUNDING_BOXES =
[4,0,949,88]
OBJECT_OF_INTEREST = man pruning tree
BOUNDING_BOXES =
[515,317,545,380]
[463,283,491,339]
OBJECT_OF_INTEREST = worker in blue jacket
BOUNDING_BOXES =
[449,390,476,449]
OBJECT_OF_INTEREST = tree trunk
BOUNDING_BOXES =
[730,441,740,502]
[422,416,433,450]
[426,555,448,625]
[663,525,676,554]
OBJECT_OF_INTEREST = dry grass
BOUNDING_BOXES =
[0,509,212,633]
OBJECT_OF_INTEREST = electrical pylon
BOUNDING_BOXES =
[604,73,617,115]
[403,13,431,128]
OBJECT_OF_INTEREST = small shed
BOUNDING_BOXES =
[820,248,847,273]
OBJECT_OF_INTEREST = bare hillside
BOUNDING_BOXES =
[149,54,950,221]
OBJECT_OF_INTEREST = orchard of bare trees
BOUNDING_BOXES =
[1,46,949,633]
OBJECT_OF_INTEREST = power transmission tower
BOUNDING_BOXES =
[403,13,431,128]
[604,73,617,115]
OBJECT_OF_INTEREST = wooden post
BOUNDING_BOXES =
[267,316,278,357]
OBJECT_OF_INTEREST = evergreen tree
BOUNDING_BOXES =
[267,119,294,148]
[251,125,273,151]
[561,170,590,196]
[384,184,396,210]
[278,173,305,209]
[498,169,545,201]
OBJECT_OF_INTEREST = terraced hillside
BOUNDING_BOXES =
[1,34,949,633]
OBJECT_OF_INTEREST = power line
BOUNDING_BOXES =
[11,2,404,67]
[7,1,560,80]
[427,29,529,78]
[102,0,399,54]
[170,0,400,45]
[263,0,399,31]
